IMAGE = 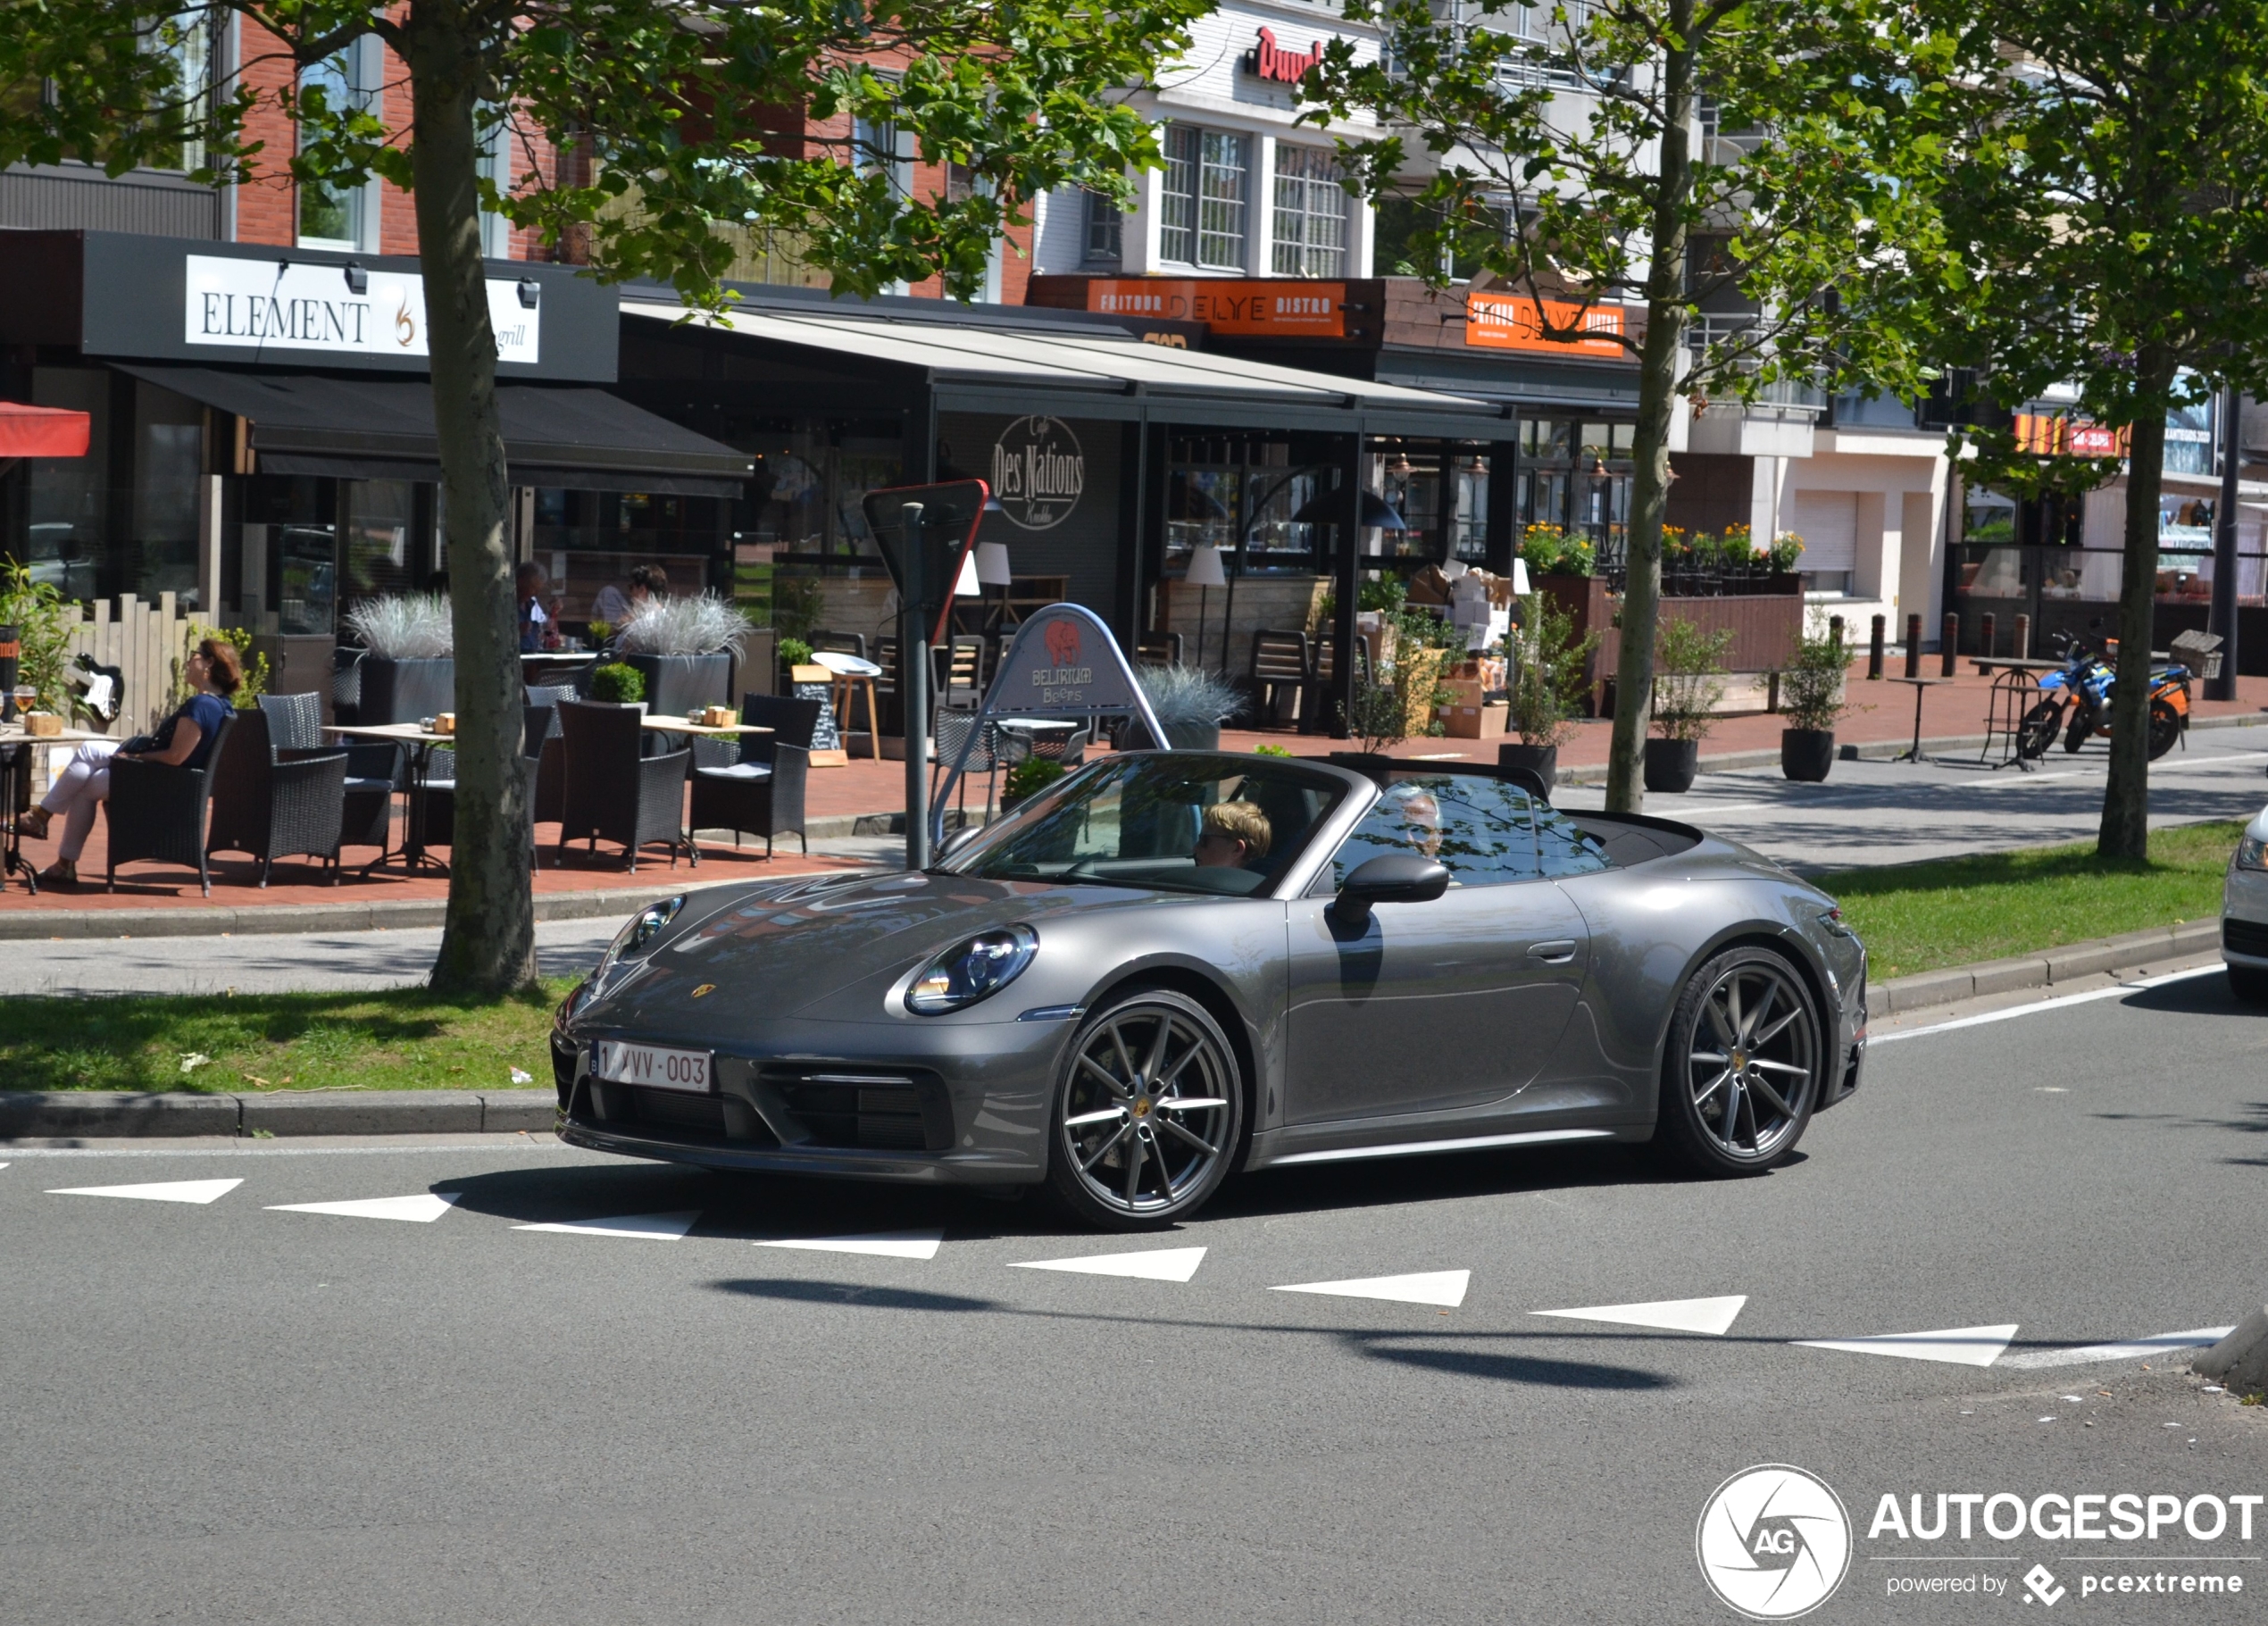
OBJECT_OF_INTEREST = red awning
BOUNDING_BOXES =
[0,401,93,458]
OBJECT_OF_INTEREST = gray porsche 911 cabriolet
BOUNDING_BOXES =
[552,752,1866,1229]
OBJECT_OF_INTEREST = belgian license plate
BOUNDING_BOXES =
[593,1039,713,1094]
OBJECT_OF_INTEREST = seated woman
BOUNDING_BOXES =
[20,638,241,886]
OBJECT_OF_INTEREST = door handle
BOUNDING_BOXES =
[1528,939,1578,964]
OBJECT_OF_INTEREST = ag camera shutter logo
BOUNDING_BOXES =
[1697,1465,1853,1619]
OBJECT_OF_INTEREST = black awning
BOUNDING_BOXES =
[117,365,754,496]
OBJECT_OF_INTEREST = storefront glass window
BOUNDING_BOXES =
[342,480,421,614]
[1515,417,1632,573]
[530,488,722,622]
[241,477,338,636]
[131,379,203,607]
[7,367,110,603]
[1165,436,1330,573]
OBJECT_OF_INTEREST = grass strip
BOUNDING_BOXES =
[4,979,575,1094]
[1822,819,2245,981]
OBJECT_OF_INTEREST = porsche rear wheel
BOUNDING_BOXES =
[1046,989,1242,1230]
[1655,946,1822,1178]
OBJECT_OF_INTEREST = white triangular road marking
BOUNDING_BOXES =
[49,1178,242,1205]
[1795,1323,2019,1367]
[1009,1246,1206,1283]
[1534,1295,1747,1336]
[1998,1327,2237,1370]
[266,1192,461,1223]
[754,1228,943,1261]
[515,1210,700,1241]
[1272,1269,1470,1307]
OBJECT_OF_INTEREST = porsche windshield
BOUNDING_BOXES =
[941,755,1347,896]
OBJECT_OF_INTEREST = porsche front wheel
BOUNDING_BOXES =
[1046,990,1243,1230]
[1655,946,1822,1178]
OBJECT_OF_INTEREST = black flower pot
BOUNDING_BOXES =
[1643,737,1700,794]
[1163,721,1222,752]
[1780,728,1836,783]
[1497,741,1558,796]
[626,653,730,718]
[358,656,454,726]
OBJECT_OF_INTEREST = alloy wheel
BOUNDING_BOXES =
[1057,999,1236,1220]
[1683,958,1819,1163]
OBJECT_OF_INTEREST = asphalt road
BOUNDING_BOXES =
[4,970,2265,1622]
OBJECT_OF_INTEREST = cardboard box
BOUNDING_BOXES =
[1434,701,1508,739]
[1438,677,1487,710]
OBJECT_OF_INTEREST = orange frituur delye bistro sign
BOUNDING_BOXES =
[1082,279,1346,338]
[1464,293,1628,358]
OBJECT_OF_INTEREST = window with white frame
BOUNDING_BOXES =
[1160,125,1248,270]
[296,45,371,248]
[163,8,218,173]
[1272,146,1347,277]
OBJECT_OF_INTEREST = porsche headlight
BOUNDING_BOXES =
[596,896,685,983]
[2238,836,2267,872]
[905,925,1038,1015]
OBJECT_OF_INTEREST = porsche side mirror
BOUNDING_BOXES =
[1331,853,1450,929]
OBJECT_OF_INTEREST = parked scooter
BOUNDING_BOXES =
[2015,628,2190,762]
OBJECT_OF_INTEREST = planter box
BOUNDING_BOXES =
[626,652,730,718]
[358,656,454,726]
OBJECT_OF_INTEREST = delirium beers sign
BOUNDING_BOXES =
[989,415,1086,530]
[182,256,542,363]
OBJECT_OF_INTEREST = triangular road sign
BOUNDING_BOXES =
[1794,1323,2019,1367]
[266,1193,461,1223]
[754,1229,944,1261]
[49,1178,242,1205]
[515,1211,701,1241]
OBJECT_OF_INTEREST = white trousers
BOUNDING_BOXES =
[39,739,121,863]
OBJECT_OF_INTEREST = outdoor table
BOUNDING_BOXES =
[638,717,772,739]
[0,723,114,896]
[326,722,454,877]
[1889,676,1952,764]
[995,717,1082,760]
[1969,657,2063,677]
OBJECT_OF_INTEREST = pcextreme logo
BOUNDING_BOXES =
[1698,1465,1855,1620]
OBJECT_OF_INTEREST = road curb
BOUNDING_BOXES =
[1869,920,2224,1016]
[0,1088,556,1140]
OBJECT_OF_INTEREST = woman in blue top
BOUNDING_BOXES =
[21,638,241,886]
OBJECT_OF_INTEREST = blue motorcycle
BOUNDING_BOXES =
[2016,630,2189,762]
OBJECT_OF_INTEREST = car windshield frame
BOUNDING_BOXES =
[934,751,1355,897]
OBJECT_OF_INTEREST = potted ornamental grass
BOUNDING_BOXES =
[617,592,751,717]
[1645,615,1733,794]
[1501,589,1599,794]
[1772,618,1851,781]
[344,593,454,725]
[1137,664,1242,751]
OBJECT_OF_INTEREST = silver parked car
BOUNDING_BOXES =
[553,753,1868,1229]
[2225,803,2268,1005]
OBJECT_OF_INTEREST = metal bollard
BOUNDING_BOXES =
[1980,612,1997,659]
[1941,613,1959,677]
[1829,614,1845,655]
[1868,614,1886,680]
[2014,613,2031,661]
[1905,613,1922,679]
[1766,670,1780,713]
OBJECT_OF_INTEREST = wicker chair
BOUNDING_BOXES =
[556,700,695,871]
[205,705,349,888]
[523,688,571,828]
[103,711,235,896]
[688,693,818,858]
[261,689,395,853]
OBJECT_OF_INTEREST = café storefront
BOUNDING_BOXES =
[0,230,751,705]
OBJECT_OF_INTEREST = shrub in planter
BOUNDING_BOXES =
[345,593,454,725]
[1646,614,1733,794]
[1504,589,1599,794]
[1770,616,1852,782]
[619,592,750,715]
[1138,665,1241,750]
[589,662,646,705]
[1000,755,1066,813]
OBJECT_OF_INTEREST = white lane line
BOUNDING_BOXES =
[1533,1295,1747,1336]
[266,1192,461,1222]
[1272,1269,1471,1308]
[755,1228,944,1261]
[1009,1246,1207,1282]
[1998,1328,2236,1370]
[515,1210,700,1241]
[1794,1323,2019,1367]
[46,1178,244,1205]
[1872,964,2222,1044]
